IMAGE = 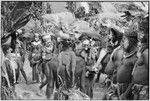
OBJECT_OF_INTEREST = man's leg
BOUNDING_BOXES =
[95,70,101,83]
[20,68,28,84]
[32,64,36,82]
[37,62,43,83]
[15,67,20,84]
[18,60,28,84]
[35,63,40,83]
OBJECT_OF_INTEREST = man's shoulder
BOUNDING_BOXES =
[143,48,148,54]
[3,58,10,65]
[65,51,76,57]
[114,46,122,52]
[142,48,148,60]
[59,51,75,58]
[111,46,123,57]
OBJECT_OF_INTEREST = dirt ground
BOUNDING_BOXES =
[14,53,107,100]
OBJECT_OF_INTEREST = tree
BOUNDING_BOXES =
[46,3,52,14]
[1,2,17,35]
[66,2,76,14]
[1,1,43,37]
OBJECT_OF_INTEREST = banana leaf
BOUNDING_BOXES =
[79,29,102,41]
[10,2,32,23]
[70,20,90,31]
[42,12,75,27]
[70,20,102,41]
[12,14,31,31]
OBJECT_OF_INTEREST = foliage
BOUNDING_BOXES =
[1,1,148,47]
[1,1,17,34]
[88,2,102,15]
[66,2,76,14]
[46,3,52,14]
[1,1,43,37]
[66,2,100,19]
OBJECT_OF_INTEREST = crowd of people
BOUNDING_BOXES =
[1,6,149,100]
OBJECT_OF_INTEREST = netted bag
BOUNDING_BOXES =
[1,85,16,100]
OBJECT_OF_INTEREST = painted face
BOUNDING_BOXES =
[15,46,20,53]
[138,31,144,41]
[82,39,90,50]
[46,41,50,46]
[7,47,12,54]
[108,31,113,39]
[84,46,89,50]
[45,38,52,45]
[42,52,46,58]
[35,36,39,41]
[91,40,95,46]
[47,42,53,51]
[137,41,142,50]
[83,44,89,50]
[123,37,129,50]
